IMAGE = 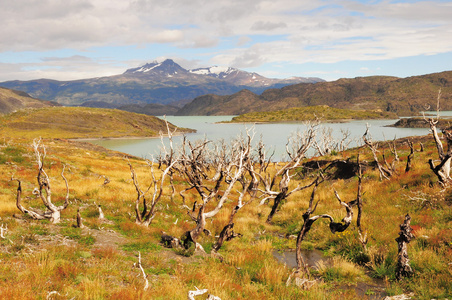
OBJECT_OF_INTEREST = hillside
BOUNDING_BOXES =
[390,117,452,128]
[177,71,452,116]
[0,87,56,114]
[0,127,451,298]
[229,105,398,123]
[175,89,264,115]
[0,59,323,107]
[0,107,193,139]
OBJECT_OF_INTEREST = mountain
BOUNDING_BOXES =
[189,66,316,87]
[0,87,57,114]
[0,59,323,108]
[176,71,452,116]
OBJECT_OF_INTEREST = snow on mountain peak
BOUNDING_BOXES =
[189,65,237,78]
[209,66,231,75]
[134,62,161,73]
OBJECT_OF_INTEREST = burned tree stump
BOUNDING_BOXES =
[395,214,414,280]
[76,207,85,228]
[160,232,181,248]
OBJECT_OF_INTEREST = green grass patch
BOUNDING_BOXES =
[60,227,96,246]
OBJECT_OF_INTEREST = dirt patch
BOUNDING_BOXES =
[84,227,129,248]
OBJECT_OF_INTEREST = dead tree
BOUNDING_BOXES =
[405,140,415,173]
[158,117,178,203]
[291,170,365,279]
[395,214,414,280]
[0,224,8,239]
[355,155,368,250]
[313,127,352,156]
[423,90,452,185]
[129,121,178,226]
[211,133,259,254]
[11,139,69,224]
[135,252,149,291]
[129,157,176,226]
[256,126,317,223]
[313,127,334,156]
[174,133,251,252]
[188,287,221,300]
[363,125,395,180]
[76,207,85,228]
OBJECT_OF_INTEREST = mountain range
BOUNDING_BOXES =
[176,71,452,116]
[2,60,451,117]
[0,59,323,111]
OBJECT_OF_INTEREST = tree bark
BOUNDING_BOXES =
[405,140,414,173]
[395,214,414,280]
[266,187,288,223]
[76,207,85,228]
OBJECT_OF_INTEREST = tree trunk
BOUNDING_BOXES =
[405,140,414,173]
[395,214,414,280]
[266,188,288,223]
[295,221,313,276]
[76,207,84,228]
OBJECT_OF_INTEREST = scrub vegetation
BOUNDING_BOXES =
[229,105,397,123]
[0,108,451,299]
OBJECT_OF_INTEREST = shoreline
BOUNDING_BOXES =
[221,117,393,125]
[70,131,189,142]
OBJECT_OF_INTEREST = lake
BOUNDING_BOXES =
[89,115,432,160]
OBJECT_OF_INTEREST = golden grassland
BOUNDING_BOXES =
[0,132,451,299]
[228,105,398,123]
[0,107,193,139]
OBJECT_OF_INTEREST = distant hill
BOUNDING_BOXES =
[176,89,263,116]
[0,59,323,107]
[0,107,194,139]
[0,87,56,114]
[177,71,452,116]
[390,117,452,128]
[229,105,397,123]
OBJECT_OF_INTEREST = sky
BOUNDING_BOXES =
[1,0,452,82]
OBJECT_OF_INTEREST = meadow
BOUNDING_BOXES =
[0,127,451,299]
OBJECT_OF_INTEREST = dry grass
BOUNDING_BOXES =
[0,107,192,139]
[316,256,366,283]
[0,135,451,299]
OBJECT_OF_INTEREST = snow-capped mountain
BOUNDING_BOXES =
[190,66,236,78]
[124,59,188,76]
[0,59,324,108]
[124,59,322,86]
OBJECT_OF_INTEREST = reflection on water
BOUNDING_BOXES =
[273,249,387,299]
[272,249,326,269]
[89,115,431,159]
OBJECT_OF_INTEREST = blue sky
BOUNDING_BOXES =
[0,0,451,82]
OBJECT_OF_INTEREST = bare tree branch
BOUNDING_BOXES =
[423,89,452,185]
[136,252,149,290]
[363,124,393,180]
[11,139,70,223]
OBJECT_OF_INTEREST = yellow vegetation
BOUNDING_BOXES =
[0,130,451,299]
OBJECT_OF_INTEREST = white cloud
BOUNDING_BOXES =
[0,0,452,80]
[250,21,287,31]
[0,56,126,81]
